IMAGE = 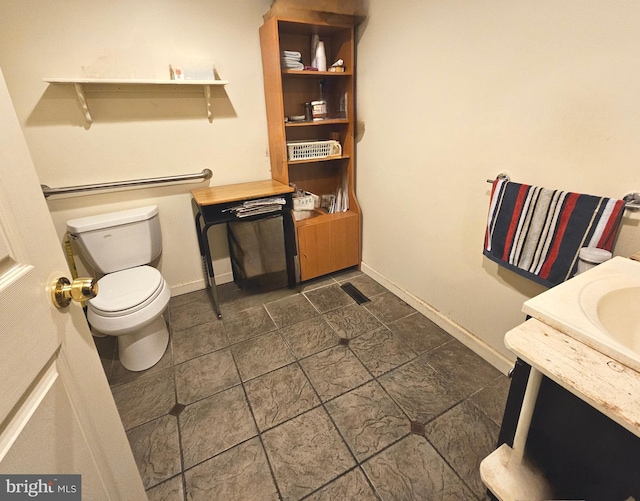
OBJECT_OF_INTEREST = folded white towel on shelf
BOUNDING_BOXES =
[281,49,304,70]
[281,59,304,70]
[282,50,302,59]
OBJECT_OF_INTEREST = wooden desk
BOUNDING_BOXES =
[191,179,296,318]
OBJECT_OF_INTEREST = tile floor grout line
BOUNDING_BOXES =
[289,350,374,498]
[421,430,486,501]
[150,304,246,497]
[296,333,418,473]
[248,367,383,435]
[228,344,285,501]
[152,318,183,501]
[113,369,178,433]
[358,466,385,501]
[248,363,326,436]
[292,346,369,471]
[148,473,185,499]
[297,465,381,501]
[464,374,510,429]
[178,435,269,482]
[346,327,420,380]
[167,329,189,501]
[371,374,419,429]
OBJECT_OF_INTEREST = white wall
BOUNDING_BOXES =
[356,0,640,369]
[0,0,272,294]
[2,0,640,370]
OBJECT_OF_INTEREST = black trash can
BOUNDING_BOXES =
[227,215,288,291]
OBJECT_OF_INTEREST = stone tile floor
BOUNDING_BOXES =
[95,269,510,501]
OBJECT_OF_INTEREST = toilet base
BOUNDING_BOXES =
[118,316,169,372]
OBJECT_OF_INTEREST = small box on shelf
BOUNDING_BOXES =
[292,191,320,211]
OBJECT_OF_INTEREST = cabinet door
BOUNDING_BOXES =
[297,213,359,281]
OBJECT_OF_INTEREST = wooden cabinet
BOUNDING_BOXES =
[259,16,361,282]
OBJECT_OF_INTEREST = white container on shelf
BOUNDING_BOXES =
[315,41,327,71]
[576,247,612,275]
[293,191,320,211]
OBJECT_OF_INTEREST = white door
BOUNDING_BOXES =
[0,69,146,500]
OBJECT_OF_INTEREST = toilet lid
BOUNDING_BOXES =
[88,266,164,315]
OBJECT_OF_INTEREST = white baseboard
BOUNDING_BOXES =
[361,262,513,375]
[214,271,234,286]
[169,279,205,297]
[169,271,234,297]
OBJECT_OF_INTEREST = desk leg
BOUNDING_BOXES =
[282,209,297,287]
[193,209,222,319]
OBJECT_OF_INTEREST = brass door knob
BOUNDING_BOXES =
[51,277,98,309]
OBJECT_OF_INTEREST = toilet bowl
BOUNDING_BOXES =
[87,266,171,371]
[67,205,170,372]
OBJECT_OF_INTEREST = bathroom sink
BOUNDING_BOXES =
[582,279,640,354]
[523,256,640,373]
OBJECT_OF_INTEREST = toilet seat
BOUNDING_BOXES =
[87,266,171,337]
[89,266,164,317]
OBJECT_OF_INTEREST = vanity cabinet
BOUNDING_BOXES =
[493,361,640,500]
[259,16,361,282]
[482,319,640,500]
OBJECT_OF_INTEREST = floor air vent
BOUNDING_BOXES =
[340,282,370,304]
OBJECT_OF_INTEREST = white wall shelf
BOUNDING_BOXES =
[43,78,229,124]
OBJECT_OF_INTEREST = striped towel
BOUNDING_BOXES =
[484,178,626,287]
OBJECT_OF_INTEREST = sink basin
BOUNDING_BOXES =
[582,279,640,354]
[523,256,640,372]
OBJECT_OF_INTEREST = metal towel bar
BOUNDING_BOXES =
[41,169,213,198]
[485,173,511,184]
[486,174,640,212]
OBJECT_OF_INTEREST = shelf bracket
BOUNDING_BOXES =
[73,83,92,124]
[204,85,212,121]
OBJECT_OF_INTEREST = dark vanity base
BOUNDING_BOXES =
[492,358,640,500]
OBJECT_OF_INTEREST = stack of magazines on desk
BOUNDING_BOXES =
[223,197,286,218]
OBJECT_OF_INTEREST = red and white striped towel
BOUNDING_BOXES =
[484,178,625,287]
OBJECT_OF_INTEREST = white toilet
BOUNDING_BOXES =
[67,205,171,372]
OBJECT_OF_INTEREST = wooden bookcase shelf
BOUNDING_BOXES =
[285,119,350,127]
[288,155,350,165]
[282,70,354,76]
[260,16,361,281]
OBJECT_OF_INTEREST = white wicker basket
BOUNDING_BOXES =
[287,140,341,161]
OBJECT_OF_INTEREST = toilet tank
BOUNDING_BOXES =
[67,206,163,274]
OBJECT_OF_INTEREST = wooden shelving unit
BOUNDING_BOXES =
[259,16,361,282]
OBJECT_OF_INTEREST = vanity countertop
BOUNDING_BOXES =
[505,318,640,438]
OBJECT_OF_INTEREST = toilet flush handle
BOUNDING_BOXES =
[51,277,98,309]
